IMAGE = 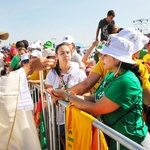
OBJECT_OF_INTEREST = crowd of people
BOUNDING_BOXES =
[0,9,150,150]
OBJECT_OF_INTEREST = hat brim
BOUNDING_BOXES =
[0,32,9,40]
[101,46,136,64]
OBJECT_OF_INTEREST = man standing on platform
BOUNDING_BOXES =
[95,10,115,43]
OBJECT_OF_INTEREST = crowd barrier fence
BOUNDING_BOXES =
[29,84,146,150]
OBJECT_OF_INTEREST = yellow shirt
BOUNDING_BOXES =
[90,60,109,92]
[142,54,150,62]
[136,60,150,89]
[66,105,108,150]
[29,70,50,80]
[29,71,40,80]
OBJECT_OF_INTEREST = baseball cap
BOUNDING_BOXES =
[62,35,74,44]
[138,49,148,59]
[43,41,53,48]
[101,36,135,64]
[28,41,42,49]
[117,28,149,53]
[42,49,55,57]
[0,31,9,40]
[96,44,103,53]
[21,53,29,62]
[31,50,42,58]
[35,40,42,45]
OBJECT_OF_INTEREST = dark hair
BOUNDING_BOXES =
[53,43,69,76]
[107,24,115,34]
[107,10,115,17]
[107,24,124,34]
[16,41,25,49]
[21,59,29,66]
[22,40,29,49]
[120,62,142,85]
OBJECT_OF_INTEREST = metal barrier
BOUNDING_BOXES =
[30,84,146,150]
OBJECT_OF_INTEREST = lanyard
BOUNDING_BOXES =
[59,74,71,90]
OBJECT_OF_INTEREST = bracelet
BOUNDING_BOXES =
[65,93,72,102]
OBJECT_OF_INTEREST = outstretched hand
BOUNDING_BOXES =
[46,88,67,105]
[30,57,56,71]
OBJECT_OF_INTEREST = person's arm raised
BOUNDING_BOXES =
[82,41,99,66]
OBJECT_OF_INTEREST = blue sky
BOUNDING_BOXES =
[1,0,150,47]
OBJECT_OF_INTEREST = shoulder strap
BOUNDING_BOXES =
[109,106,136,127]
[108,99,141,127]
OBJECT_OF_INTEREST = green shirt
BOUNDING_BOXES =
[10,55,20,70]
[95,70,148,150]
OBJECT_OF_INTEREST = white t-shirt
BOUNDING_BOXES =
[17,68,33,110]
[45,64,87,125]
[70,61,79,69]
[71,51,85,69]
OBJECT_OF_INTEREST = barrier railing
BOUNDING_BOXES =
[30,84,146,150]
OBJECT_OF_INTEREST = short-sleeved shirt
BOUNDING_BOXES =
[90,60,108,92]
[10,55,20,70]
[98,18,115,41]
[45,64,87,125]
[94,70,148,149]
[29,71,40,80]
[71,51,85,69]
[136,60,150,89]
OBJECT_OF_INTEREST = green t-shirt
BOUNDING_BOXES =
[10,55,20,70]
[94,70,148,150]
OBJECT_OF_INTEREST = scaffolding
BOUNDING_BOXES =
[133,19,149,34]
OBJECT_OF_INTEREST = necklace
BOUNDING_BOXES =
[59,74,71,90]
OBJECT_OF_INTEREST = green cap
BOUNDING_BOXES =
[138,49,148,59]
[96,44,103,53]
[43,41,53,48]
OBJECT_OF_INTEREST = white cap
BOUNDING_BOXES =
[21,53,29,62]
[28,41,42,49]
[31,50,42,58]
[117,28,149,53]
[35,40,42,45]
[62,35,74,44]
[101,36,135,64]
[42,49,55,57]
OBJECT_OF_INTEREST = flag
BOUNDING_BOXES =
[34,98,42,127]
[39,111,47,150]
[34,98,47,149]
